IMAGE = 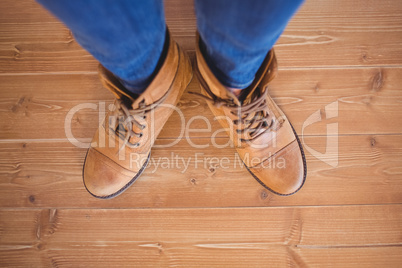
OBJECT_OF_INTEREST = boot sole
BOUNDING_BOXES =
[242,123,307,196]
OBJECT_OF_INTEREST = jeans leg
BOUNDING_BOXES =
[195,0,304,89]
[36,0,166,94]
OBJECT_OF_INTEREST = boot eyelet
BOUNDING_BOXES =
[127,141,140,148]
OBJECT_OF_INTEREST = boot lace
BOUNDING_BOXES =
[191,71,283,142]
[109,94,167,153]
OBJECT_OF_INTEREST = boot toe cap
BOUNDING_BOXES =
[247,139,306,195]
[83,148,148,199]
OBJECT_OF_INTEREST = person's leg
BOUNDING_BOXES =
[194,0,307,196]
[36,0,166,94]
[37,0,193,199]
[194,0,304,90]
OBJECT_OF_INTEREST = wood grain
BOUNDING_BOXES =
[0,205,401,267]
[2,246,401,267]
[0,134,401,208]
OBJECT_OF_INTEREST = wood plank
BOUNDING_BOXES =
[1,245,401,267]
[1,0,402,73]
[0,134,401,208]
[1,66,401,140]
[0,205,401,267]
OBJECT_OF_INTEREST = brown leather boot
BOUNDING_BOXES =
[83,31,192,199]
[194,35,306,196]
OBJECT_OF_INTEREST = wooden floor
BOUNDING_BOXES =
[1,0,402,267]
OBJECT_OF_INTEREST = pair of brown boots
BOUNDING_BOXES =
[83,31,306,199]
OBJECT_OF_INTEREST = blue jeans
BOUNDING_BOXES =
[37,0,304,94]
